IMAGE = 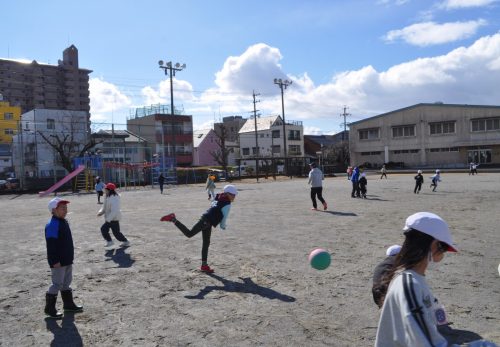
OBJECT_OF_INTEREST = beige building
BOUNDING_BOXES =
[349,103,500,168]
[0,45,91,117]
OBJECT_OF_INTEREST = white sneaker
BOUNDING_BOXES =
[121,241,130,247]
[105,241,114,248]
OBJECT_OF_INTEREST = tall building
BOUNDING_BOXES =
[0,95,21,144]
[0,45,92,119]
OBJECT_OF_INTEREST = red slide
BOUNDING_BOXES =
[39,165,85,197]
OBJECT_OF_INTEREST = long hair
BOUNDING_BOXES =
[378,229,435,306]
[106,189,118,197]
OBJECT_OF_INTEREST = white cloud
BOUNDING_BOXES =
[89,77,132,114]
[384,19,487,46]
[441,0,498,9]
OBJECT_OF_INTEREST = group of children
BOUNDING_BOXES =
[44,176,237,318]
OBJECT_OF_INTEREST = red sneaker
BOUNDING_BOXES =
[160,213,176,222]
[323,202,328,210]
[200,265,214,273]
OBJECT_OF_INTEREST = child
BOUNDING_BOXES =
[205,174,216,200]
[375,212,457,346]
[372,245,401,308]
[380,164,387,179]
[308,162,327,210]
[414,170,424,194]
[158,173,165,194]
[359,172,367,199]
[44,197,83,319]
[160,184,237,273]
[97,183,130,248]
[430,169,441,192]
[95,176,105,204]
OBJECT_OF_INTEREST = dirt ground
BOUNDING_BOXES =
[0,172,499,347]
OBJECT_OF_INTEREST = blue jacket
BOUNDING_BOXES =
[351,167,360,182]
[45,216,74,267]
[203,193,232,229]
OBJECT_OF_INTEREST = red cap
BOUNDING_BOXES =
[105,182,116,190]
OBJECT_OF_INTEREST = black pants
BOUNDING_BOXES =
[101,221,128,242]
[380,173,387,179]
[414,182,422,193]
[97,191,103,202]
[159,183,164,194]
[174,217,212,262]
[310,187,326,209]
[351,181,360,197]
[360,184,367,197]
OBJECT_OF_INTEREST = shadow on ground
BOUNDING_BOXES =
[184,273,296,302]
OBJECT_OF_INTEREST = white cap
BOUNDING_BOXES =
[403,212,457,252]
[223,184,238,196]
[386,245,402,256]
[417,170,422,174]
[436,169,440,173]
[48,197,70,212]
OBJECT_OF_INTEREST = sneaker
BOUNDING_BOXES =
[200,265,214,273]
[105,241,114,248]
[120,241,130,247]
[160,213,176,222]
[311,207,318,211]
[323,202,328,211]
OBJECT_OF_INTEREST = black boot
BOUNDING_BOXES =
[45,293,63,319]
[60,290,83,312]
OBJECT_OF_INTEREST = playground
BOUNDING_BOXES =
[0,172,499,346]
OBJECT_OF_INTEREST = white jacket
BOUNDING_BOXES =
[98,195,122,222]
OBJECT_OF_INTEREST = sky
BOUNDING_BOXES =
[4,0,500,135]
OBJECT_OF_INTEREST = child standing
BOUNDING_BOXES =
[380,164,387,179]
[44,197,83,319]
[205,174,216,200]
[414,170,424,194]
[359,172,368,199]
[97,183,130,248]
[160,184,237,273]
[95,177,105,204]
[430,170,441,192]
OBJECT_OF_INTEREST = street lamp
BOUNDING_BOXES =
[158,60,186,160]
[273,78,292,176]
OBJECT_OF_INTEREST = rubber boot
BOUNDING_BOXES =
[45,293,63,319]
[60,290,83,312]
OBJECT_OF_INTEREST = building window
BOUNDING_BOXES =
[272,130,280,138]
[361,151,382,156]
[392,125,415,138]
[288,145,301,155]
[471,117,500,132]
[252,147,257,155]
[272,145,281,154]
[47,119,55,130]
[4,112,14,120]
[288,130,300,141]
[242,148,250,155]
[4,129,14,135]
[359,128,379,140]
[430,121,455,135]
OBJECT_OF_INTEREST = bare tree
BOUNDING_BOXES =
[37,114,102,177]
[210,123,232,180]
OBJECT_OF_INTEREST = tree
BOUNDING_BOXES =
[36,114,102,181]
[210,123,232,180]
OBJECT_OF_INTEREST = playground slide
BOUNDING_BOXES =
[39,165,85,197]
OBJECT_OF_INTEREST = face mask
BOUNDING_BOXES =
[427,250,438,271]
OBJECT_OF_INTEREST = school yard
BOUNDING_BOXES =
[0,172,499,346]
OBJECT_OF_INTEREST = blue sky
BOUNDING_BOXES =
[4,0,500,134]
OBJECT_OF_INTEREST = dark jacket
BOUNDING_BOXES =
[414,174,424,184]
[351,167,360,182]
[202,193,231,227]
[45,216,74,267]
[359,176,367,187]
[158,174,165,185]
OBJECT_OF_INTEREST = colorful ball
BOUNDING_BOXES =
[308,248,331,270]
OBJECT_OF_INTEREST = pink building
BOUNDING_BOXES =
[192,129,219,166]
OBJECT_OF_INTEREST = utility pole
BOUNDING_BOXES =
[253,90,260,182]
[273,78,292,176]
[340,105,350,142]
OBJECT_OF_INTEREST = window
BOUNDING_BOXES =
[242,148,250,155]
[288,145,301,155]
[471,118,500,132]
[272,130,280,138]
[4,129,14,135]
[430,121,455,135]
[359,128,379,140]
[361,151,382,156]
[392,125,415,138]
[272,145,281,154]
[288,130,300,141]
[4,112,13,120]
[252,147,258,155]
[47,119,55,130]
